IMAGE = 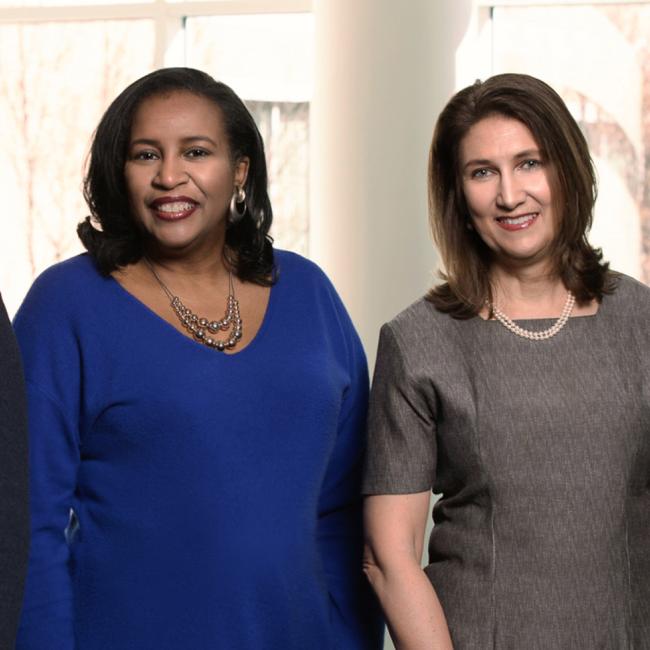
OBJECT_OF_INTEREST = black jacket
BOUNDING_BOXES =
[0,295,29,649]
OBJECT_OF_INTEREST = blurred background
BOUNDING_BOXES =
[1,1,648,647]
[1,0,649,364]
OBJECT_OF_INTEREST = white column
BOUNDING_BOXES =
[310,0,473,366]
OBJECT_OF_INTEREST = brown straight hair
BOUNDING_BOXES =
[427,73,614,318]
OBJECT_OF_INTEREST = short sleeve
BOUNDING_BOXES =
[362,322,437,494]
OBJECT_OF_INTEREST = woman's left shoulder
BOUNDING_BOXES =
[272,248,361,344]
[274,249,332,284]
[273,249,343,302]
[601,272,650,330]
[606,272,650,306]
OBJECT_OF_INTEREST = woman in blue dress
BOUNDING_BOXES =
[14,67,382,650]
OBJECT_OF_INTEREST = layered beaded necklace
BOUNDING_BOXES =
[487,291,575,341]
[145,258,243,351]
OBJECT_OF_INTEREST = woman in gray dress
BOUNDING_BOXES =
[362,73,650,649]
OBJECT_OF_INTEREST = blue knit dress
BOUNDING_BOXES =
[14,250,383,650]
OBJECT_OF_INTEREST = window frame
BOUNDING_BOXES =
[478,0,647,5]
[0,0,312,67]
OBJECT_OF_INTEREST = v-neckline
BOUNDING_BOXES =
[108,271,277,359]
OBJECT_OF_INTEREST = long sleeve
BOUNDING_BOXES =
[10,250,384,649]
[13,278,81,650]
[0,295,29,649]
[316,289,384,650]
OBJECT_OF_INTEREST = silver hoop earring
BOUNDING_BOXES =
[228,186,247,225]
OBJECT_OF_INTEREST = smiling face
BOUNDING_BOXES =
[124,91,248,259]
[460,114,558,272]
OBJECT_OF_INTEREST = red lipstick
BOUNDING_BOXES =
[149,196,198,221]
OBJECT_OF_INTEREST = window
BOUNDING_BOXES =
[0,1,313,315]
[185,12,313,255]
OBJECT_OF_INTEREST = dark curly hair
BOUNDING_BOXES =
[427,73,614,317]
[78,67,275,284]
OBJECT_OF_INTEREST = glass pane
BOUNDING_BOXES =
[186,13,314,256]
[492,4,650,284]
[0,19,154,315]
[247,101,310,255]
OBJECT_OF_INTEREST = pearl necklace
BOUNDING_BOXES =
[145,259,243,351]
[488,291,575,341]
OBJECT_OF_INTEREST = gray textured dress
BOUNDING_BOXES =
[363,274,650,650]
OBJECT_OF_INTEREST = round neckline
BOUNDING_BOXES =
[108,272,278,360]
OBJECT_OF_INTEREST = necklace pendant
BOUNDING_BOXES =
[175,295,242,350]
[144,258,243,351]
